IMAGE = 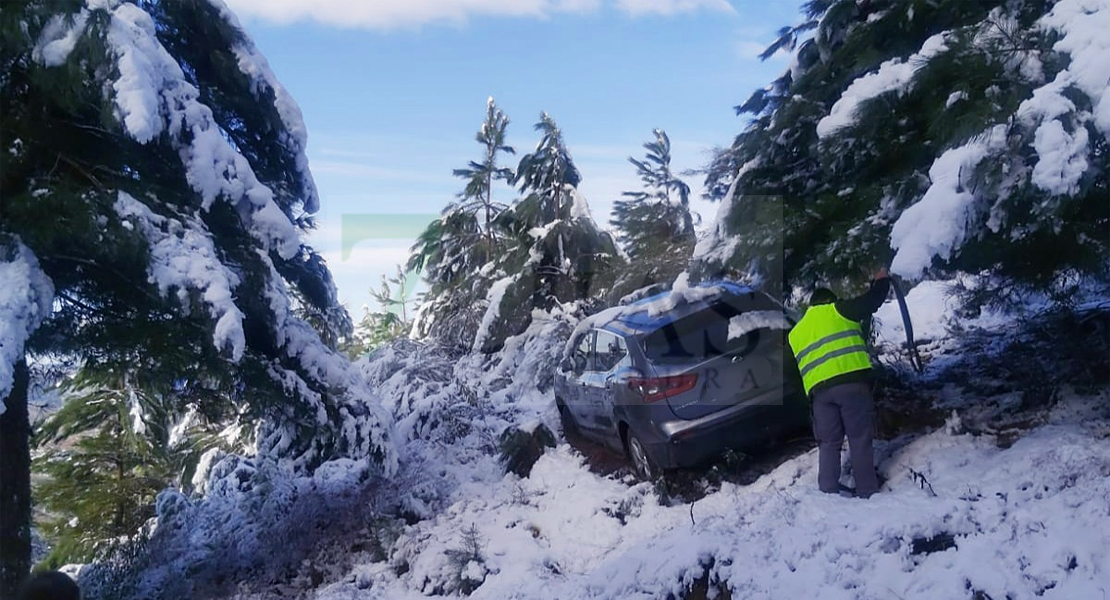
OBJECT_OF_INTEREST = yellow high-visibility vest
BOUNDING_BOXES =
[788,304,872,395]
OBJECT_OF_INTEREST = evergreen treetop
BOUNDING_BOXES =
[407,98,517,349]
[409,106,621,353]
[609,129,696,299]
[694,0,1108,303]
[452,97,516,253]
[513,112,583,226]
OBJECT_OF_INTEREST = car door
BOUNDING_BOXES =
[562,331,595,429]
[579,330,629,436]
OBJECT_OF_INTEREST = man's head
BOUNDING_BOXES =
[809,288,838,306]
[17,571,80,600]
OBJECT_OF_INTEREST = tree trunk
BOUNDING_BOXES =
[485,172,493,256]
[0,359,32,598]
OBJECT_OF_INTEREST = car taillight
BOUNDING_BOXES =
[628,374,698,403]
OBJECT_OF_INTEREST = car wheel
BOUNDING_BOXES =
[625,430,657,480]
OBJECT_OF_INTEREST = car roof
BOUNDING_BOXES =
[591,281,756,337]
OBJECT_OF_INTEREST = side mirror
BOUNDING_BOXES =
[560,357,574,372]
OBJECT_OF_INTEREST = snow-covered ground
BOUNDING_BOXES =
[303,290,1108,600]
[313,392,1109,600]
[77,288,1108,600]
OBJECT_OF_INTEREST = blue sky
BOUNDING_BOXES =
[225,0,802,313]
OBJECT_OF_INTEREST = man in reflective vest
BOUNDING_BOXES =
[789,268,891,498]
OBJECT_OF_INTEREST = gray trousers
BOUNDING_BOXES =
[812,381,879,496]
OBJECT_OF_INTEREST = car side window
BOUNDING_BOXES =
[572,332,594,374]
[593,331,627,373]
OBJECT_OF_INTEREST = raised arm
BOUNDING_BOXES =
[836,268,891,323]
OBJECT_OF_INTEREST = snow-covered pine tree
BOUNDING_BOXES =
[693,0,1109,304]
[0,0,393,589]
[454,97,516,255]
[510,113,624,307]
[610,129,696,299]
[471,114,622,353]
[408,99,515,349]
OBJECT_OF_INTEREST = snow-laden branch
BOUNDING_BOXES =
[113,191,247,362]
[0,240,55,412]
[34,0,308,260]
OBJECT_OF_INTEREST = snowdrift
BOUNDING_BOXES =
[310,394,1109,600]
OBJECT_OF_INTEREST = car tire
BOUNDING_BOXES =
[625,429,657,481]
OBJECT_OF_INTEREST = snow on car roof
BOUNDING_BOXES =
[575,280,756,339]
[612,281,753,331]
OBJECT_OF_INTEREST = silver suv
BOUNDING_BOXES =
[554,282,809,478]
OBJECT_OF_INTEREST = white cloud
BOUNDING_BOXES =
[222,0,731,29]
[222,0,601,29]
[615,0,733,17]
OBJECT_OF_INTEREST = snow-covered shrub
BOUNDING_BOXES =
[444,524,488,596]
[601,494,644,526]
[81,303,581,598]
[457,308,577,410]
[79,454,382,599]
[390,521,492,596]
[359,338,483,446]
[361,306,575,453]
[672,557,732,600]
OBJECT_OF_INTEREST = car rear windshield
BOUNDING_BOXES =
[642,296,786,365]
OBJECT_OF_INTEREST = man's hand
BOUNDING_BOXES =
[873,266,890,281]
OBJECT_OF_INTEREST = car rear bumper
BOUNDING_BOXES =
[645,387,810,469]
